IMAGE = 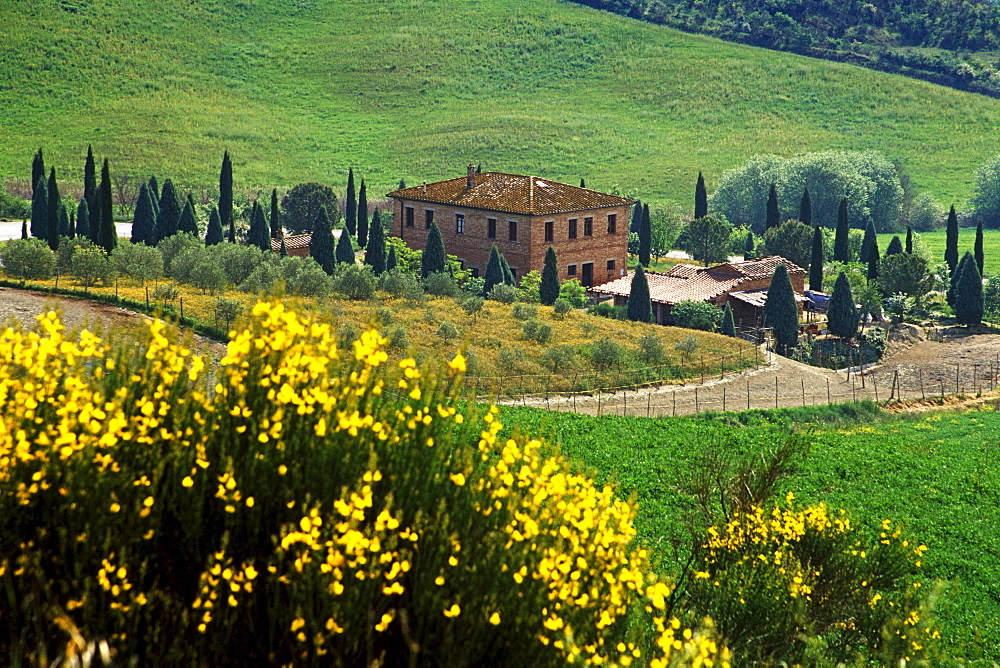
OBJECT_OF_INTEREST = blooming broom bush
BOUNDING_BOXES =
[0,302,728,666]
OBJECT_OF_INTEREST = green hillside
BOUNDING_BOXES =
[3,0,1000,208]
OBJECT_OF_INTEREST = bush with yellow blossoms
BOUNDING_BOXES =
[0,303,729,666]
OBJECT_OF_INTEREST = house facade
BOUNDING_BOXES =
[386,167,633,287]
[590,256,808,327]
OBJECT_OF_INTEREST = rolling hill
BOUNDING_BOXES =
[2,0,1000,209]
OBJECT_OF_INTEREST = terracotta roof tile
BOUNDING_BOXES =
[387,172,634,216]
[728,288,809,308]
[270,233,312,253]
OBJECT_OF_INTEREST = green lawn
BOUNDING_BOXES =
[3,0,1000,209]
[879,228,1000,276]
[499,403,1000,662]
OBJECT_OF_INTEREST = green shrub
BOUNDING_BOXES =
[498,347,524,374]
[511,303,538,321]
[189,256,228,293]
[213,297,242,329]
[111,240,164,285]
[521,319,552,344]
[675,335,700,360]
[559,279,587,307]
[540,344,577,373]
[0,238,55,280]
[57,236,96,271]
[487,283,517,304]
[637,333,665,365]
[70,246,114,288]
[672,300,719,332]
[436,320,459,340]
[282,256,334,298]
[461,296,484,317]
[587,302,625,320]
[373,307,394,325]
[424,271,459,297]
[552,298,574,318]
[590,337,625,370]
[0,189,30,219]
[332,263,376,300]
[379,269,422,299]
[216,243,271,286]
[239,262,283,294]
[156,232,203,275]
[388,325,409,350]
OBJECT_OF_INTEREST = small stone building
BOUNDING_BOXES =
[269,234,312,258]
[386,166,633,287]
[590,256,808,327]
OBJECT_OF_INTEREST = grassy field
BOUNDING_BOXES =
[498,403,1000,662]
[879,228,1000,276]
[3,0,1000,209]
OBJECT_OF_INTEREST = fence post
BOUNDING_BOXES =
[974,364,979,395]
[746,379,750,411]
[701,355,705,385]
[956,365,961,394]
[775,376,778,409]
[146,286,150,309]
[941,380,945,401]
[180,296,184,321]
[623,389,627,417]
[597,389,602,417]
[695,387,699,415]
[723,386,726,412]
[827,378,831,405]
[919,369,925,400]
[801,379,806,407]
[873,377,878,403]
[647,394,651,418]
[672,391,676,417]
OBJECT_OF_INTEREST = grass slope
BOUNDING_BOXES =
[879,228,1000,276]
[499,404,1000,661]
[2,0,1000,208]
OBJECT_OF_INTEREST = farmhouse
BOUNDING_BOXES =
[269,233,311,258]
[387,166,633,287]
[590,256,809,327]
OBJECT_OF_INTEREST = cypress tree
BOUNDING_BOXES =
[364,210,386,275]
[476,164,482,174]
[694,171,708,219]
[335,227,355,265]
[309,206,336,275]
[398,178,406,190]
[866,238,880,282]
[630,199,643,233]
[270,189,281,239]
[21,220,27,239]
[84,145,97,210]
[279,236,288,257]
[47,168,61,250]
[955,251,984,326]
[178,195,199,236]
[762,264,798,355]
[766,183,780,231]
[386,244,398,272]
[539,246,560,305]
[720,302,737,337]
[947,252,969,308]
[30,176,48,241]
[219,151,233,244]
[31,148,44,199]
[945,204,959,274]
[860,219,877,263]
[345,168,357,237]
[205,207,224,246]
[580,178,586,188]
[482,245,505,297]
[355,179,367,244]
[975,221,985,278]
[96,159,116,253]
[626,265,654,323]
[421,222,446,278]
[827,272,858,340]
[905,226,913,254]
[799,188,812,227]
[833,197,850,263]
[745,230,755,259]
[885,236,903,256]
[69,209,75,238]
[156,179,180,243]
[638,203,651,267]
[131,183,155,245]
[76,198,90,241]
[500,254,515,286]
[148,175,160,206]
[809,225,824,292]
[58,203,70,240]
[247,201,270,251]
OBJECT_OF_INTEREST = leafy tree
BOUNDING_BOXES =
[695,171,708,219]
[833,197,850,263]
[309,206,336,275]
[971,154,1000,228]
[879,252,933,305]
[762,264,798,354]
[178,195,199,236]
[1,237,54,279]
[335,226,355,265]
[683,215,732,266]
[905,226,913,254]
[156,179,181,244]
[866,238,879,282]
[83,145,97,211]
[356,179,368,247]
[421,222,446,279]
[219,151,233,243]
[345,168,356,237]
[827,272,858,340]
[96,159,116,254]
[885,236,903,256]
[945,205,959,273]
[364,210,386,275]
[766,183,780,231]
[672,300,718,331]
[205,207,224,246]
[281,183,338,235]
[111,240,164,285]
[247,201,270,251]
[540,246,559,305]
[720,302,737,337]
[30,176,48,241]
[975,221,985,277]
[31,148,44,200]
[955,251,984,325]
[71,246,113,288]
[809,225,824,292]
[799,188,812,226]
[270,189,281,239]
[638,203,651,266]
[46,168,61,250]
[762,219,812,269]
[744,229,755,258]
[626,265,653,323]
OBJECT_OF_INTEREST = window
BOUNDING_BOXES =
[568,218,577,239]
[456,213,465,234]
[567,264,577,276]
[405,206,414,228]
[606,259,616,271]
[425,209,434,230]
[470,267,480,278]
[509,267,517,280]
[508,220,517,242]
[607,213,617,234]
[487,218,496,239]
[584,217,593,237]
[545,220,554,242]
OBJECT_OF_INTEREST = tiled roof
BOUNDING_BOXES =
[270,234,312,253]
[386,172,634,216]
[728,289,809,308]
[590,256,804,305]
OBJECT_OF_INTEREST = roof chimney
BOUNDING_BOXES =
[467,163,476,188]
